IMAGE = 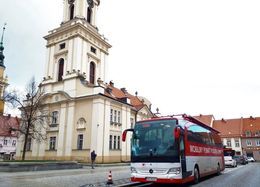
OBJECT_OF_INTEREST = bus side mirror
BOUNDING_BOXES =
[122,130,127,142]
[174,127,181,140]
[122,129,134,142]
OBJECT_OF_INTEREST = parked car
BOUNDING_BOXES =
[244,155,249,164]
[224,156,237,167]
[233,155,242,164]
[247,157,255,162]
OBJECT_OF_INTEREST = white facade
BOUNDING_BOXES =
[222,138,242,155]
[0,136,17,160]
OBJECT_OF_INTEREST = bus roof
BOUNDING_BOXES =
[136,114,220,134]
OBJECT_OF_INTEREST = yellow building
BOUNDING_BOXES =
[16,0,153,163]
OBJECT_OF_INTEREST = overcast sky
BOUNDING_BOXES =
[1,0,260,119]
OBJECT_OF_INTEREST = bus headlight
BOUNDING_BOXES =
[131,167,137,173]
[168,167,181,174]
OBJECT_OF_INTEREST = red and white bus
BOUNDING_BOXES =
[122,114,224,184]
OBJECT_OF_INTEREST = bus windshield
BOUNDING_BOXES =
[131,119,179,162]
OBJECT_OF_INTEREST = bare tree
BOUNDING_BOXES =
[5,77,49,160]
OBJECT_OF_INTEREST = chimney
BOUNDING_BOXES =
[109,81,114,87]
[120,88,127,94]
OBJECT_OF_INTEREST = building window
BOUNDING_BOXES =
[246,140,252,147]
[87,7,92,23]
[3,139,7,145]
[52,111,59,124]
[109,135,112,150]
[58,58,64,81]
[256,139,260,146]
[114,110,117,122]
[77,134,83,150]
[113,135,117,149]
[89,62,95,84]
[12,140,16,147]
[118,111,121,123]
[117,136,120,150]
[59,43,66,50]
[255,131,260,137]
[26,137,32,151]
[90,46,96,54]
[245,131,251,137]
[70,4,74,20]
[49,137,56,150]
[235,139,240,147]
[130,118,134,128]
[110,109,113,123]
[226,139,232,147]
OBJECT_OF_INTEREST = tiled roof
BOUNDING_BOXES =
[242,116,260,136]
[0,115,20,137]
[193,114,214,127]
[213,118,242,137]
[104,84,145,111]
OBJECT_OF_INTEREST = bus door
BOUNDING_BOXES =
[180,135,187,176]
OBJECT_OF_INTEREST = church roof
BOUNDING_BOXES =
[0,115,20,137]
[104,82,145,111]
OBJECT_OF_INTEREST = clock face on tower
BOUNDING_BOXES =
[87,0,94,8]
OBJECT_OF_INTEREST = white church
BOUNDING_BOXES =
[16,0,153,163]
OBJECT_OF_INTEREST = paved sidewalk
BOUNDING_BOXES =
[0,165,131,187]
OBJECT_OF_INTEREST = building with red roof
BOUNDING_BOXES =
[0,115,19,160]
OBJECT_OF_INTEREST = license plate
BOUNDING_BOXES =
[146,177,157,181]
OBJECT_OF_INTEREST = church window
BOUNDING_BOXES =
[77,134,84,150]
[69,4,75,20]
[59,43,66,50]
[113,135,117,149]
[87,7,92,23]
[89,62,95,84]
[110,109,113,123]
[117,136,120,149]
[58,59,64,82]
[114,110,117,122]
[51,111,59,124]
[118,111,121,123]
[90,46,96,54]
[49,137,56,150]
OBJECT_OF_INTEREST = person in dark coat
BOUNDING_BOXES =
[91,150,97,169]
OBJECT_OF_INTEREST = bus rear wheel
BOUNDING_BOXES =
[193,166,200,184]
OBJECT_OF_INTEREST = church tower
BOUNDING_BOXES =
[0,24,8,114]
[42,0,111,97]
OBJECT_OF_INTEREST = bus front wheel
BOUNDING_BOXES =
[193,166,200,184]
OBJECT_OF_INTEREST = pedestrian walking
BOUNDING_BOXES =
[91,150,97,169]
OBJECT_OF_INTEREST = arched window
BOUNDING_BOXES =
[87,7,92,23]
[70,4,75,20]
[89,62,95,84]
[58,59,64,81]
